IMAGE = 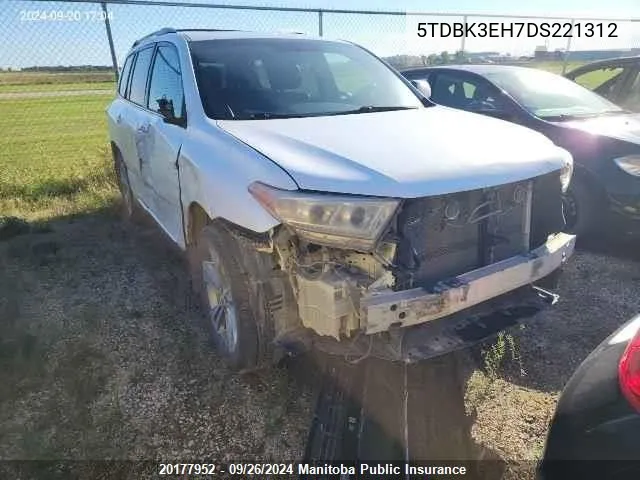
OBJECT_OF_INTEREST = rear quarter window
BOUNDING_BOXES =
[118,54,135,97]
[128,46,155,106]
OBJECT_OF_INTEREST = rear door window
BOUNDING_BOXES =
[128,46,155,106]
[430,72,508,112]
[147,44,185,120]
[430,73,468,107]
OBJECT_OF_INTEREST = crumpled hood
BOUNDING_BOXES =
[556,114,640,145]
[218,106,571,198]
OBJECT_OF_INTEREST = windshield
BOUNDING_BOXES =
[189,38,423,120]
[484,68,624,120]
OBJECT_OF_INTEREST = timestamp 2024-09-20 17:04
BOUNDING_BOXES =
[18,9,114,22]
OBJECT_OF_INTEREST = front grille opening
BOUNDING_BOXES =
[392,172,563,292]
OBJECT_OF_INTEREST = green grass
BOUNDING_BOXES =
[0,94,117,220]
[0,71,115,85]
[0,82,115,93]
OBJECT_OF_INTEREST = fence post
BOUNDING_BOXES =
[561,18,575,74]
[101,2,119,82]
[318,10,323,36]
[460,15,467,54]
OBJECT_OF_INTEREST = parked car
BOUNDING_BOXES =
[401,65,640,237]
[538,314,640,480]
[107,29,575,370]
[566,56,640,112]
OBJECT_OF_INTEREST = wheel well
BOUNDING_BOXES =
[110,142,124,181]
[187,202,210,246]
[571,164,607,201]
[110,141,121,161]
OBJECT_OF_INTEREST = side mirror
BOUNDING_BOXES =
[157,97,175,120]
[156,97,185,127]
[411,79,431,99]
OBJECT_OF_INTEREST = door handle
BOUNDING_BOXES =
[137,123,150,134]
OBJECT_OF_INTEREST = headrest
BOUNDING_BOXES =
[198,64,225,90]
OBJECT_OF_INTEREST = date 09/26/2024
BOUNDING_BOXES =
[158,463,295,476]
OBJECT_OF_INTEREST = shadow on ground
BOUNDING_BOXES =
[0,206,311,463]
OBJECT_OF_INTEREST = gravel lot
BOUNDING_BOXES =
[1,209,639,478]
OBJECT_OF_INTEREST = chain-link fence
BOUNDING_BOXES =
[3,0,640,75]
[1,0,640,219]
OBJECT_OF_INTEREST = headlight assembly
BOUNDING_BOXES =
[249,182,400,251]
[614,155,640,177]
[559,153,574,193]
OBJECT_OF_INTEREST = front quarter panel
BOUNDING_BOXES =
[179,121,299,237]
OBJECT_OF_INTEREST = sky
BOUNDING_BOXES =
[1,0,640,68]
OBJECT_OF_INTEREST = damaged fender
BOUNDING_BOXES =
[177,128,298,247]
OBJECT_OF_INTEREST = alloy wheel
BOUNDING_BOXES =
[201,252,238,354]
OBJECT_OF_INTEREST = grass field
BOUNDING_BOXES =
[0,71,115,85]
[0,94,116,220]
[0,82,115,93]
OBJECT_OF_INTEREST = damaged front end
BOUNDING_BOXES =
[252,171,575,363]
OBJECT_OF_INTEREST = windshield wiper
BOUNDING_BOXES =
[542,109,630,121]
[243,106,418,119]
[351,106,419,113]
[245,112,308,119]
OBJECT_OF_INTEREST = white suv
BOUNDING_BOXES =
[108,28,576,370]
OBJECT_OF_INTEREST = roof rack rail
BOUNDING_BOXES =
[131,27,307,48]
[132,27,177,47]
[175,28,243,33]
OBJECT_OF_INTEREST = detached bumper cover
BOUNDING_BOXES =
[362,233,576,335]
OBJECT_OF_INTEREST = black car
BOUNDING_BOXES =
[538,314,640,480]
[401,65,640,237]
[566,56,640,113]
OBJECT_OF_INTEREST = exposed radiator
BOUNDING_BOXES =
[393,179,535,290]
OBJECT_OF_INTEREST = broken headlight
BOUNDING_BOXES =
[249,182,400,251]
[614,155,640,177]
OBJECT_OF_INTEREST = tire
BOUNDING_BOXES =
[563,176,599,237]
[114,155,139,223]
[188,223,260,370]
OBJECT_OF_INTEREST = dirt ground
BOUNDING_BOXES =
[1,209,639,478]
[0,210,312,465]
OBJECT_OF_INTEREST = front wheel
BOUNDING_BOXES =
[188,224,260,370]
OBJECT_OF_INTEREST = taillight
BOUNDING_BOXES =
[619,329,640,411]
